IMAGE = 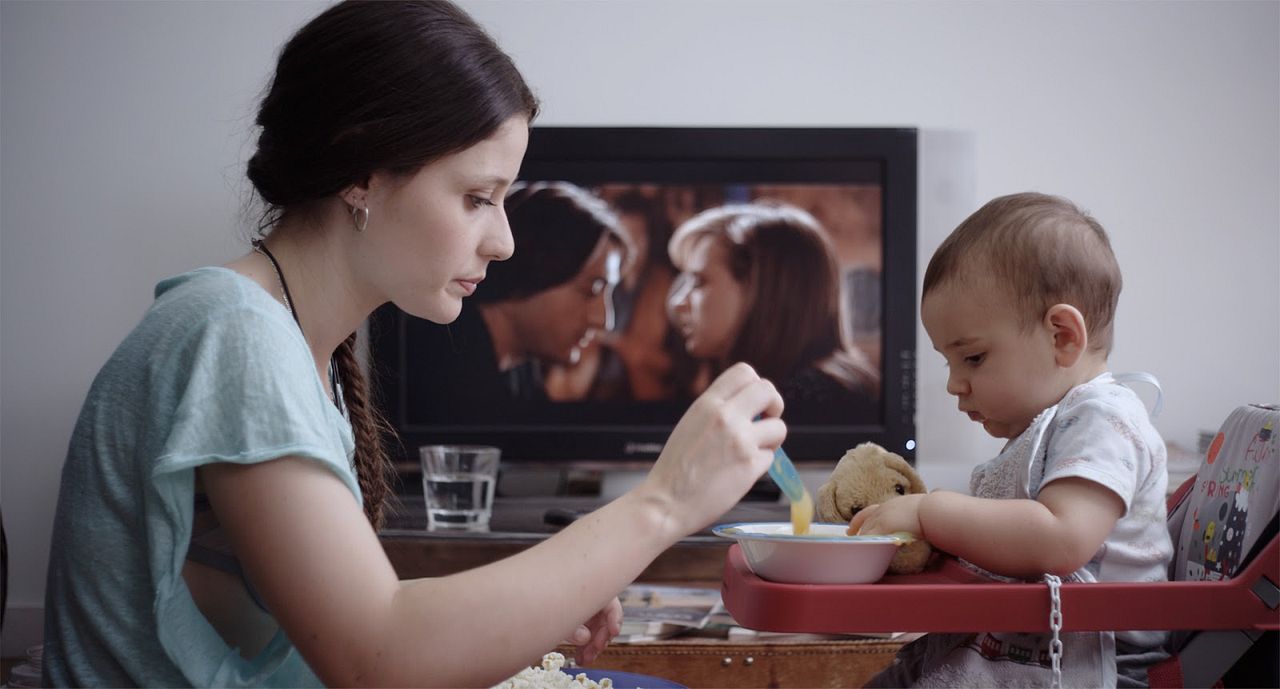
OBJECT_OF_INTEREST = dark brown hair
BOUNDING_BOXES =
[669,202,878,392]
[474,182,633,304]
[246,0,538,527]
[922,192,1122,354]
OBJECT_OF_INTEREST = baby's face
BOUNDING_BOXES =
[921,279,1069,440]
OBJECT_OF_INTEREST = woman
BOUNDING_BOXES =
[667,201,879,424]
[41,3,785,687]
[408,181,634,408]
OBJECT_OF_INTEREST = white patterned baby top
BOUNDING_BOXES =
[866,373,1173,689]
[970,372,1172,585]
[968,372,1173,651]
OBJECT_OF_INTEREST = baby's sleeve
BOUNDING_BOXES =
[1041,397,1149,512]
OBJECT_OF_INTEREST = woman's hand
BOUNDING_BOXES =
[847,493,926,538]
[639,362,786,536]
[565,597,623,666]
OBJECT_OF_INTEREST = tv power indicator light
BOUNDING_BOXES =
[905,439,916,451]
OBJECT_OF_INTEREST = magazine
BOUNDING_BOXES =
[614,584,721,642]
[612,583,908,643]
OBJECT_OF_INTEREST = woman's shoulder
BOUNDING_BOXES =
[148,266,296,334]
[778,365,837,397]
[154,266,272,310]
[779,359,873,397]
[110,266,308,380]
[777,363,877,423]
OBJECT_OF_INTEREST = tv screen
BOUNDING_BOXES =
[369,127,916,467]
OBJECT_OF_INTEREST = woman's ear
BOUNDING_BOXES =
[339,175,374,210]
[1044,303,1089,368]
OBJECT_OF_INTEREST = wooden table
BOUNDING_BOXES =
[380,496,901,688]
[550,637,904,689]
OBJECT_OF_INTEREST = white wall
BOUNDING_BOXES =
[2,0,1276,654]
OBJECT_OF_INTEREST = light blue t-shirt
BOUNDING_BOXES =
[43,267,359,687]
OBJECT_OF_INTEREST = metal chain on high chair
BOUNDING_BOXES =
[1045,573,1064,689]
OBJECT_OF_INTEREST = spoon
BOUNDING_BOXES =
[768,445,813,535]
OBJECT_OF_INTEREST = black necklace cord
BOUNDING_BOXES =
[252,240,301,328]
[251,239,345,415]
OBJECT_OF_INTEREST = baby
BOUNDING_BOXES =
[853,192,1173,688]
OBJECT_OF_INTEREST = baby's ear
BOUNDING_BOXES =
[1045,303,1088,368]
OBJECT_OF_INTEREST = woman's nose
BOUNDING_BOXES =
[666,274,692,318]
[588,289,613,331]
[485,211,515,261]
[601,284,617,331]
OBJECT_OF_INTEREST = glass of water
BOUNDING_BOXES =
[419,445,500,531]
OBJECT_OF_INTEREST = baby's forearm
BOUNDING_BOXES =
[917,491,1099,579]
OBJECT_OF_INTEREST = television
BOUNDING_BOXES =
[369,127,916,472]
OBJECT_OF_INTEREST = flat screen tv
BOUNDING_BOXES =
[369,127,916,468]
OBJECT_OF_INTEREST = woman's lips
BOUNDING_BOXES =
[456,277,483,296]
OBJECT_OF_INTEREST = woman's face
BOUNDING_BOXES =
[360,116,528,324]
[668,237,746,362]
[513,236,623,367]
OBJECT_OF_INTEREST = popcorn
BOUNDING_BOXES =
[491,652,614,689]
[542,652,566,673]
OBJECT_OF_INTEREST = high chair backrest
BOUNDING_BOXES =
[1168,403,1279,584]
[1153,403,1279,689]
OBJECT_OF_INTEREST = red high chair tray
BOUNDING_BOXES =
[721,540,1278,634]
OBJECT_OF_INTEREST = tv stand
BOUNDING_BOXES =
[599,468,648,500]
[494,465,653,499]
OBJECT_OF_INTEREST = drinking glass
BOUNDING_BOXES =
[419,445,500,531]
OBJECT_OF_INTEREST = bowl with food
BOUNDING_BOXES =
[493,652,685,689]
[712,522,912,585]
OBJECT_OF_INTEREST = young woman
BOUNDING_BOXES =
[667,201,879,424]
[41,3,785,687]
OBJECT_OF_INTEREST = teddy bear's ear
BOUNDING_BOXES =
[815,479,847,522]
[884,453,927,494]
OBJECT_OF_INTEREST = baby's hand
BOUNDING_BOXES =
[847,493,926,538]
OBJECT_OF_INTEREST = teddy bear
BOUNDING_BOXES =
[816,442,933,574]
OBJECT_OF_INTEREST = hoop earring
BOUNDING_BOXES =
[350,205,370,232]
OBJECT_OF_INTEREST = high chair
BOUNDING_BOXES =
[721,404,1279,688]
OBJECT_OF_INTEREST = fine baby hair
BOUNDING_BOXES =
[922,191,1123,355]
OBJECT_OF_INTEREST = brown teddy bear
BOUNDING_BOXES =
[816,442,933,574]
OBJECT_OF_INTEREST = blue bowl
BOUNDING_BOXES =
[563,668,686,688]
